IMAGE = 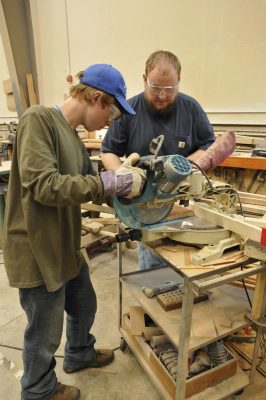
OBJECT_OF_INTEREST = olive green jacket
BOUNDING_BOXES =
[3,105,104,291]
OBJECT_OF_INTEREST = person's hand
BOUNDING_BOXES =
[115,153,146,198]
[100,153,146,199]
[194,131,236,171]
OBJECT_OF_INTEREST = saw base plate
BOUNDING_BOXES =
[141,216,231,245]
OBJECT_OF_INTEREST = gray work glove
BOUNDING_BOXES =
[194,131,236,171]
[100,153,146,199]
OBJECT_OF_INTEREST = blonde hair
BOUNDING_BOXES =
[145,50,181,78]
[69,71,115,104]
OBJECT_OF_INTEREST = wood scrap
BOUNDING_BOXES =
[199,251,244,266]
[82,221,104,233]
[83,217,118,225]
[216,317,233,329]
[81,221,116,238]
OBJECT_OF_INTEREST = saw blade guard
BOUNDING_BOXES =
[113,154,192,228]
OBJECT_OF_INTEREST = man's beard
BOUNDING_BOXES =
[144,93,178,116]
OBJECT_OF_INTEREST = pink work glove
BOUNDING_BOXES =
[194,131,236,171]
[100,153,146,199]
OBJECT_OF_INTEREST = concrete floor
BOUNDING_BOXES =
[0,247,265,399]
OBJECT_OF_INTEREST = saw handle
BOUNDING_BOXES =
[121,153,141,167]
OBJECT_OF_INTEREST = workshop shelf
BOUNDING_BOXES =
[120,267,252,352]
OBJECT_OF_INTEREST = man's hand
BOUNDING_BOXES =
[100,153,146,199]
[194,131,236,171]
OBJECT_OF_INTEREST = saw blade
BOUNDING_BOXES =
[113,197,174,228]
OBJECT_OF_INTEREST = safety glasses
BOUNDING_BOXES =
[146,79,179,96]
[108,104,122,121]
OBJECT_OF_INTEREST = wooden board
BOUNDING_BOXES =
[26,74,37,106]
[219,155,266,170]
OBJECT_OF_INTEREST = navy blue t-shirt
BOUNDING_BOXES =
[101,92,215,157]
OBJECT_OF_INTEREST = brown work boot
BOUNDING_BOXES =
[50,383,80,399]
[63,349,114,374]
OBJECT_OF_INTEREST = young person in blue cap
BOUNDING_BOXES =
[3,64,146,400]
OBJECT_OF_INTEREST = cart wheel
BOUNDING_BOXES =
[120,337,127,352]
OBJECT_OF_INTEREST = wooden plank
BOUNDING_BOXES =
[81,203,115,214]
[238,195,266,207]
[238,192,266,202]
[193,203,263,243]
[219,156,266,170]
[237,203,266,215]
[82,217,118,224]
[26,73,37,106]
[232,135,266,146]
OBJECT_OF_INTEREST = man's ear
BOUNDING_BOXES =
[91,91,102,104]
[143,74,147,84]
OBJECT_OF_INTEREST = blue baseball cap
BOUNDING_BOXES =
[80,64,136,115]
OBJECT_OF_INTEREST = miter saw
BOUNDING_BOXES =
[113,135,242,264]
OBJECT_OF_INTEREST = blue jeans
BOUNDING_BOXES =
[19,263,97,400]
[138,243,167,270]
